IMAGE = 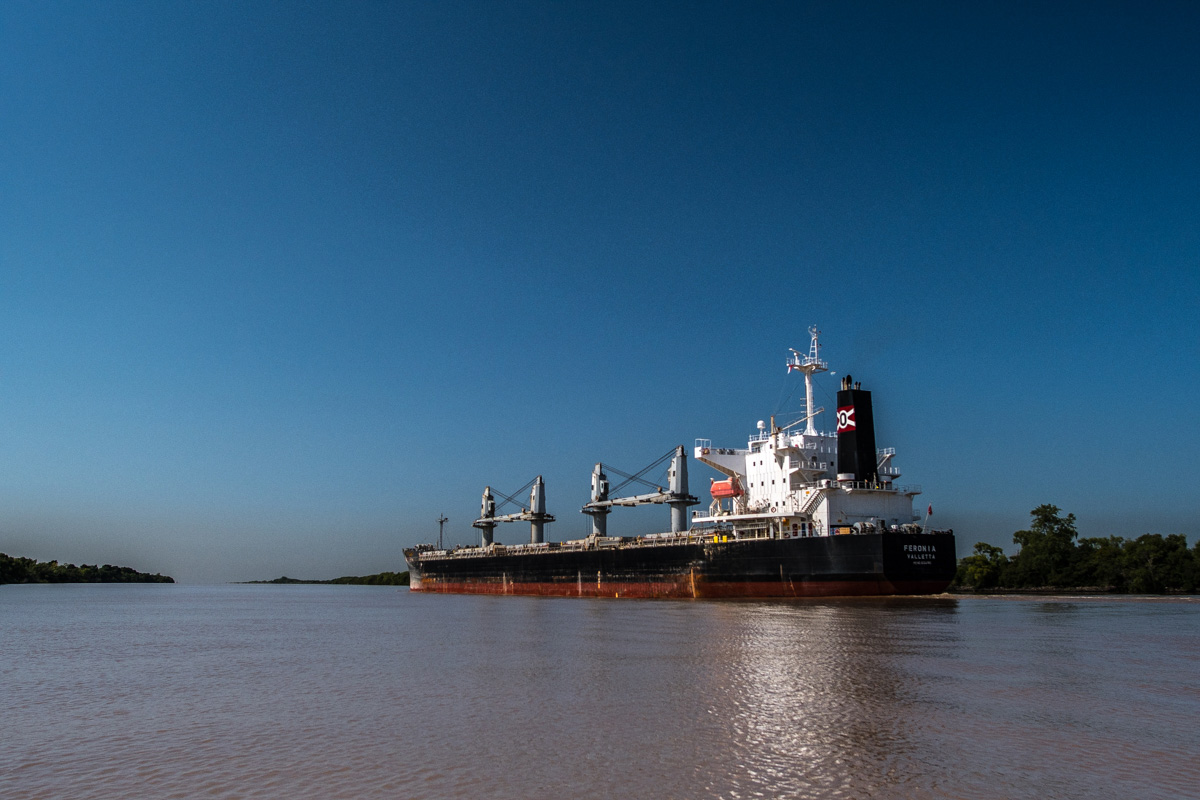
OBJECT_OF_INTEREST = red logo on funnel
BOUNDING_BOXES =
[837,406,856,433]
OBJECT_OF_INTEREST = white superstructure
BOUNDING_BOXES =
[692,327,921,538]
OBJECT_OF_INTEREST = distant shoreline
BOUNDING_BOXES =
[950,587,1199,596]
[238,572,409,586]
[1,553,174,585]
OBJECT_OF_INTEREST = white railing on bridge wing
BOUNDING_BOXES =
[697,445,745,457]
[877,447,896,456]
[837,480,922,493]
[748,431,835,445]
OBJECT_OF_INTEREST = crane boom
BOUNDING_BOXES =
[580,445,698,534]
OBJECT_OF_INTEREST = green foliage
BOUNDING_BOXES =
[1070,536,1127,588]
[245,571,410,585]
[328,571,410,585]
[0,553,174,585]
[1003,504,1078,587]
[1122,533,1196,593]
[953,506,1197,593]
[954,542,1009,590]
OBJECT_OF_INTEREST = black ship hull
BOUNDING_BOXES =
[404,531,956,598]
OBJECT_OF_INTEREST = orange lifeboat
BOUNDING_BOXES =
[710,477,743,499]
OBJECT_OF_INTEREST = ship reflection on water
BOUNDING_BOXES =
[7,588,1196,800]
[701,599,961,799]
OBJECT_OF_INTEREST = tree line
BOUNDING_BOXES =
[953,505,1198,593]
[0,553,174,585]
[244,572,410,585]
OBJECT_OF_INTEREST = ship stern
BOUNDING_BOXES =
[880,531,957,593]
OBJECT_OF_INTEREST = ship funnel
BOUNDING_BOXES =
[836,381,878,483]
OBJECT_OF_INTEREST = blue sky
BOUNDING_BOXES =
[2,2,1197,582]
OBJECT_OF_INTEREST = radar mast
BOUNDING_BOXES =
[787,326,829,435]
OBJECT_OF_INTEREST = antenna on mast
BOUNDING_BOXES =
[787,325,829,435]
[436,514,448,550]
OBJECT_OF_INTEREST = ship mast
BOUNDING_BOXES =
[787,326,829,436]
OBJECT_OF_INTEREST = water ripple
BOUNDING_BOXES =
[1,587,1198,799]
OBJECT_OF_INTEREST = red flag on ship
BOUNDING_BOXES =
[927,504,933,515]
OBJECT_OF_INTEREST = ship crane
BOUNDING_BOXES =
[473,475,555,546]
[581,445,698,535]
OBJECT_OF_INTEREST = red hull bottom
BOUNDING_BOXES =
[410,577,950,598]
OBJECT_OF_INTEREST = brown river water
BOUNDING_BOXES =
[2,584,1198,799]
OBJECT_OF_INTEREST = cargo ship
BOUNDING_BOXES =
[404,328,956,597]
